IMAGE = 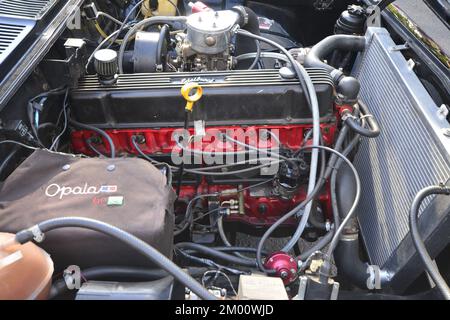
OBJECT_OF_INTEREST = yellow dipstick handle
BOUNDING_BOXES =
[181,82,203,112]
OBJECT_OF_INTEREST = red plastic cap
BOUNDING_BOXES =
[264,251,298,285]
[189,1,213,13]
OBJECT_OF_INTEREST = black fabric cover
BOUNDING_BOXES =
[0,150,175,271]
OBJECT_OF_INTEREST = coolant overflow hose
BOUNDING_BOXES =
[13,217,217,300]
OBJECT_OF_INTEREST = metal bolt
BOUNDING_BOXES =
[62,164,71,171]
[205,36,216,46]
[279,66,296,79]
[437,104,449,118]
[107,164,116,172]
[280,270,289,279]
[443,128,450,137]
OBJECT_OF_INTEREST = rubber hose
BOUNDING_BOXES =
[298,125,362,262]
[49,266,169,299]
[248,39,261,70]
[69,119,115,158]
[175,242,257,268]
[298,231,334,261]
[334,234,370,289]
[304,34,366,82]
[217,216,254,260]
[307,204,328,231]
[235,30,321,257]
[15,217,216,300]
[0,145,20,178]
[338,287,441,300]
[256,145,358,273]
[233,6,261,56]
[343,101,380,138]
[281,127,346,252]
[212,246,269,256]
[409,185,450,300]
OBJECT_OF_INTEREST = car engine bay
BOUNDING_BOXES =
[0,0,449,301]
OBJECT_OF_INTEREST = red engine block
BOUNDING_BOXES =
[71,123,337,227]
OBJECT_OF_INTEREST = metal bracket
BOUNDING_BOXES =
[330,281,340,300]
[313,0,335,11]
[366,5,381,28]
[294,276,308,300]
[390,42,410,52]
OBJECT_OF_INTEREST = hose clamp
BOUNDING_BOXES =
[29,225,45,243]
[232,6,248,26]
[341,111,357,122]
[366,265,393,290]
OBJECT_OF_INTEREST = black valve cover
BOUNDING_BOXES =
[70,68,335,129]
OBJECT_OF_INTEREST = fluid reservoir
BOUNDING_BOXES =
[0,233,54,300]
[142,0,179,17]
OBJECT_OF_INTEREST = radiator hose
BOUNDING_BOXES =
[332,163,389,290]
[334,234,371,289]
[304,35,366,101]
[304,34,366,79]
[11,217,217,300]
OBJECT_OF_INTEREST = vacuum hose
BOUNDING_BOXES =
[13,217,217,300]
[69,119,116,158]
[175,242,257,268]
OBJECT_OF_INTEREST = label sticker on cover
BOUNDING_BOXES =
[107,196,124,206]
[194,120,206,138]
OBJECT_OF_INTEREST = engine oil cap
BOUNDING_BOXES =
[181,82,203,112]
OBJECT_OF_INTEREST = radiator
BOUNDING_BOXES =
[353,28,450,292]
